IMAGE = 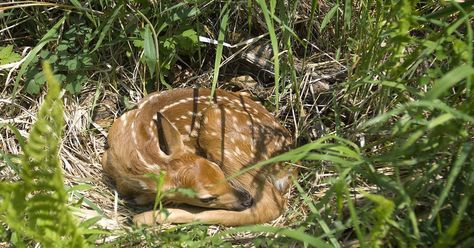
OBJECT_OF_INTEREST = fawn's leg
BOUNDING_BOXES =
[133,182,286,226]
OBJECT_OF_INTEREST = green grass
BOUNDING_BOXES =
[1,0,473,247]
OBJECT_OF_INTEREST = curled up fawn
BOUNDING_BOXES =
[102,88,296,226]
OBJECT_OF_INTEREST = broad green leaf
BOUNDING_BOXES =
[176,29,199,52]
[26,71,46,95]
[143,24,158,77]
[0,45,21,65]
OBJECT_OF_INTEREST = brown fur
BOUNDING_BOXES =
[102,88,295,226]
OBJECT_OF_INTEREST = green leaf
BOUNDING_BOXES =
[320,4,339,31]
[362,192,395,245]
[133,39,144,48]
[168,6,200,23]
[66,184,93,193]
[425,65,474,100]
[0,61,88,247]
[91,4,124,52]
[26,71,46,95]
[452,38,470,62]
[65,74,86,94]
[0,45,21,65]
[65,57,80,70]
[210,1,230,98]
[173,188,197,198]
[429,143,472,225]
[256,0,281,109]
[175,29,199,53]
[143,24,158,77]
[57,43,69,52]
[14,16,66,97]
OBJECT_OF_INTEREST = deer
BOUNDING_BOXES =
[102,88,295,226]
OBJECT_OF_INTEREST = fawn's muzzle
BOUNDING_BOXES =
[234,188,254,211]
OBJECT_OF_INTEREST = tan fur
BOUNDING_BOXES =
[102,88,295,226]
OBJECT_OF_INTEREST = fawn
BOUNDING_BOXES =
[102,88,295,226]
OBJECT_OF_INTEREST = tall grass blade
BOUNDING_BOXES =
[429,143,472,225]
[210,1,230,98]
[294,180,341,248]
[320,4,339,32]
[91,4,123,52]
[256,0,280,110]
[425,65,474,100]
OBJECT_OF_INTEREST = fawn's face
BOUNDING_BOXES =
[170,155,253,210]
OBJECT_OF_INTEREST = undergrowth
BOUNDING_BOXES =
[1,0,473,247]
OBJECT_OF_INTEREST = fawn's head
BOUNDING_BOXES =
[154,112,253,210]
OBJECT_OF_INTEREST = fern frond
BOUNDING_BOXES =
[0,62,87,247]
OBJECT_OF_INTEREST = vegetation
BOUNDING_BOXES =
[1,0,473,247]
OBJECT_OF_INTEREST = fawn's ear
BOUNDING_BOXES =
[155,112,184,156]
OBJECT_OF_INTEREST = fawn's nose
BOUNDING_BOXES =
[241,194,254,208]
[234,188,253,210]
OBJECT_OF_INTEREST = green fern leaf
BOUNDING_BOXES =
[0,62,87,247]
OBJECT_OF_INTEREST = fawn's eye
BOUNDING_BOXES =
[199,196,217,203]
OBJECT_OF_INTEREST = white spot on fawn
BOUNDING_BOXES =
[147,126,154,136]
[224,150,233,157]
[176,115,188,121]
[231,115,238,123]
[235,146,242,155]
[232,99,241,106]
[131,112,139,144]
[161,101,179,112]
[232,123,239,130]
[234,109,244,114]
[179,98,192,103]
[122,116,129,127]
[137,151,157,170]
[181,135,190,142]
[184,125,191,133]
